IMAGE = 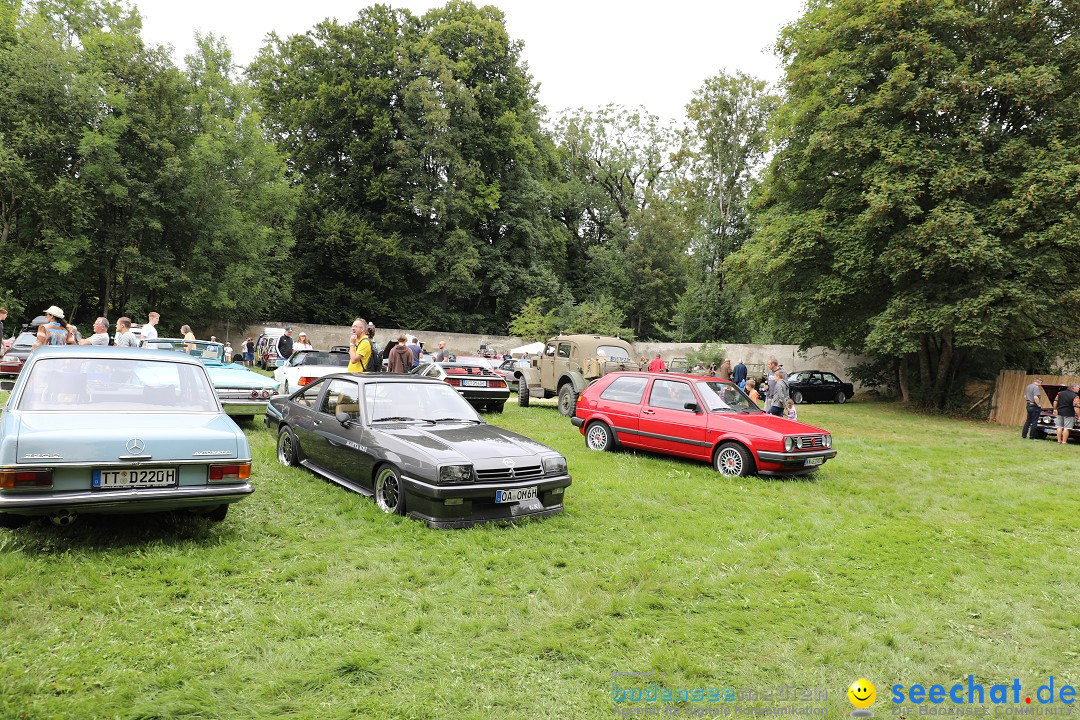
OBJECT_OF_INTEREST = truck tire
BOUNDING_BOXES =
[557,384,577,417]
[518,380,530,407]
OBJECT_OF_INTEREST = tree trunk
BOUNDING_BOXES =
[933,328,954,409]
[898,355,910,403]
[917,334,932,394]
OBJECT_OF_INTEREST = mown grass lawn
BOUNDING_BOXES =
[1,399,1077,719]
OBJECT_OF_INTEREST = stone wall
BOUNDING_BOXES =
[195,321,868,389]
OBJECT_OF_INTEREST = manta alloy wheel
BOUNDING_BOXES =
[714,442,754,478]
[374,465,406,515]
[277,425,301,467]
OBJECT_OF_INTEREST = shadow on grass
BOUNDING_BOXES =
[1,510,233,554]
[599,444,822,483]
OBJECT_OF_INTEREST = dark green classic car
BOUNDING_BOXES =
[264,374,571,528]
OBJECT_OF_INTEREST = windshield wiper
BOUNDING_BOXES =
[372,416,425,423]
[426,417,483,424]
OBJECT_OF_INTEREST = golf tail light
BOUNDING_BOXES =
[0,468,53,489]
[298,376,316,386]
[209,463,251,482]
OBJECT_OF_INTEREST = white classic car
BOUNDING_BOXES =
[273,349,351,395]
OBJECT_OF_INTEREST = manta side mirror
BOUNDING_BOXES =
[336,411,352,425]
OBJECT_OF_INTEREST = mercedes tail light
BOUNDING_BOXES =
[208,463,251,482]
[0,468,53,489]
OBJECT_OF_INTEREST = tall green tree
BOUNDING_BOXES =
[675,70,778,342]
[250,1,556,332]
[730,0,1080,407]
[0,0,295,328]
[549,105,690,339]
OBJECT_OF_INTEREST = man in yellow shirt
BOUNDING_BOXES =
[347,317,373,373]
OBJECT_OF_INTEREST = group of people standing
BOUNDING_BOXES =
[1022,377,1079,444]
[19,306,160,350]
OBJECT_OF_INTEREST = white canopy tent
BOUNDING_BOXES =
[509,341,545,356]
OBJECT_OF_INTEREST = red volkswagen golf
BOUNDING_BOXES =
[572,372,837,477]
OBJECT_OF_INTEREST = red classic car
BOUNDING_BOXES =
[571,372,837,477]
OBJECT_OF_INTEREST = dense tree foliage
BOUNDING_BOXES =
[730,0,1080,407]
[0,0,295,330]
[675,71,778,343]
[250,1,560,331]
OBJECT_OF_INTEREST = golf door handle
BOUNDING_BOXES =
[642,409,655,415]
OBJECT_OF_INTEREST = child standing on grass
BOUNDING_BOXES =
[785,398,798,421]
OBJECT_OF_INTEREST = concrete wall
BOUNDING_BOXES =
[195,321,867,388]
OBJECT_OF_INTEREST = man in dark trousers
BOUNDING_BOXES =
[1053,382,1079,445]
[1022,377,1043,440]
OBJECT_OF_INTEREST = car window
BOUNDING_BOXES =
[600,376,649,404]
[294,379,325,408]
[424,365,443,378]
[696,381,760,413]
[789,372,805,383]
[557,343,571,359]
[648,379,698,411]
[18,357,218,412]
[822,373,840,383]
[364,381,479,422]
[595,345,632,362]
[545,344,555,357]
[320,379,361,419]
[807,373,822,385]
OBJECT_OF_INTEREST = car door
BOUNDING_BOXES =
[594,375,649,447]
[820,372,844,400]
[289,379,330,455]
[309,378,364,480]
[638,378,709,459]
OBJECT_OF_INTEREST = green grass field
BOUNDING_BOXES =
[1,399,1077,719]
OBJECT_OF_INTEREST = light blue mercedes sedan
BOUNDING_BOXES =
[0,346,254,527]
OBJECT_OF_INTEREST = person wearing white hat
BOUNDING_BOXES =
[293,332,313,352]
[32,305,75,349]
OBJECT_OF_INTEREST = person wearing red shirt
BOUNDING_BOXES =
[647,353,666,373]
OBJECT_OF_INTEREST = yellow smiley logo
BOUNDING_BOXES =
[848,679,877,709]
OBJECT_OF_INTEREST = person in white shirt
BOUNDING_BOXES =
[142,311,159,340]
[293,332,313,352]
[78,317,111,346]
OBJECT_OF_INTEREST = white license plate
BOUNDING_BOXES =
[495,486,537,503]
[93,467,177,489]
[461,379,487,387]
[804,456,824,467]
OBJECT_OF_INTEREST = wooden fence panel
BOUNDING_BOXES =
[989,370,1080,426]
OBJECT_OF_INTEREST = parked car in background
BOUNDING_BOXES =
[495,358,531,391]
[573,372,836,477]
[0,346,254,527]
[255,328,286,369]
[0,332,40,386]
[1036,384,1079,442]
[786,370,855,404]
[144,339,278,422]
[411,360,509,413]
[518,334,642,416]
[273,349,350,394]
[265,374,571,528]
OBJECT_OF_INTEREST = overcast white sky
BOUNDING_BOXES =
[135,0,806,123]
